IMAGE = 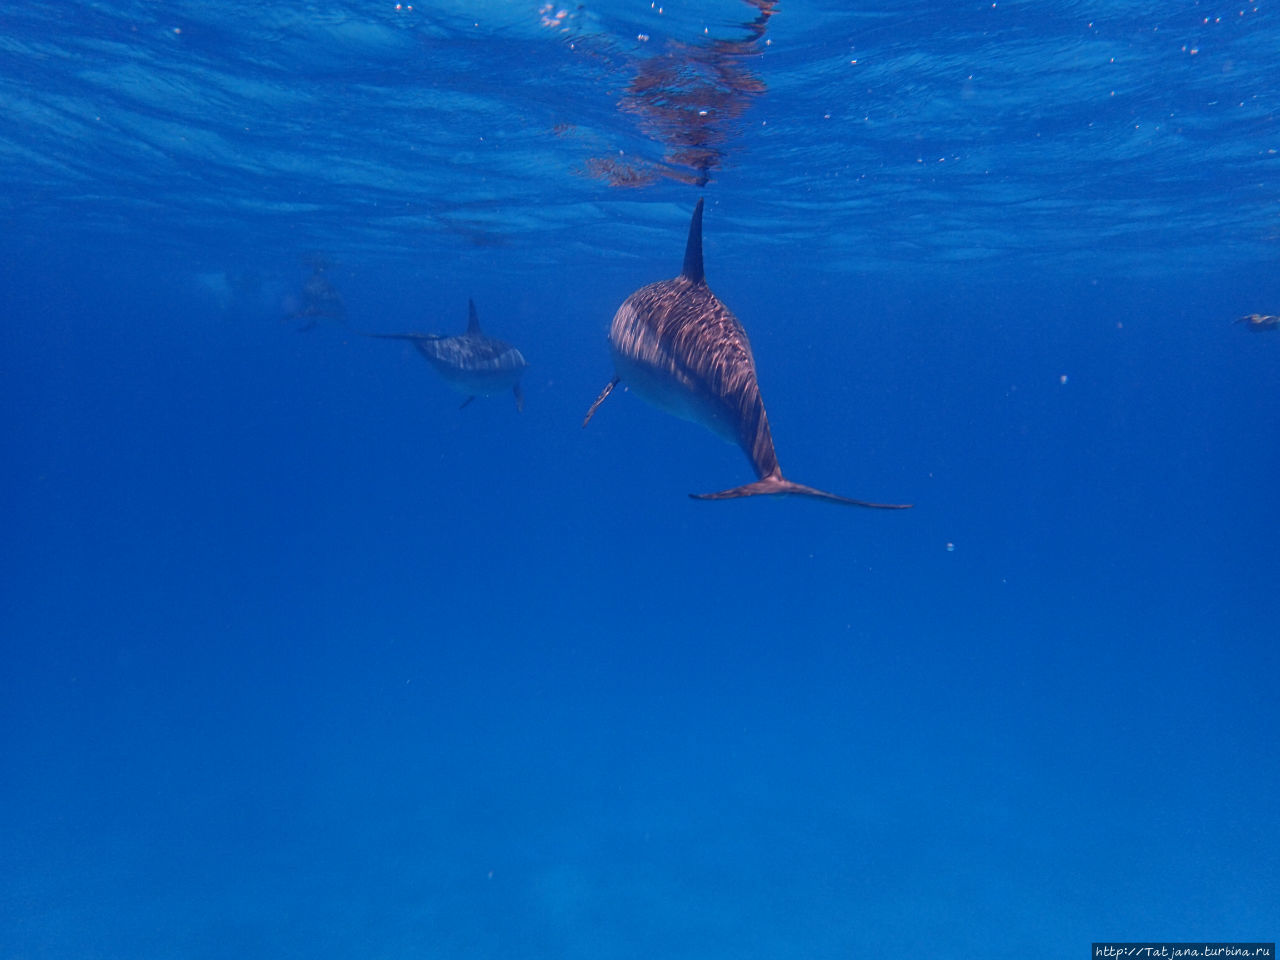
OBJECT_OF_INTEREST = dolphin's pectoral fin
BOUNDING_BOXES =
[361,332,443,342]
[459,395,476,410]
[513,382,524,413]
[582,377,620,428]
[690,474,912,509]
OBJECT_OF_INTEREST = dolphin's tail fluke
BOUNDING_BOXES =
[690,473,911,509]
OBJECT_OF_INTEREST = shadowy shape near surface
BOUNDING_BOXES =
[285,254,347,332]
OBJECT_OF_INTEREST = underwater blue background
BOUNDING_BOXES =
[2,2,1278,958]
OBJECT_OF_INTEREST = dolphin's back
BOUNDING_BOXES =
[416,332,526,377]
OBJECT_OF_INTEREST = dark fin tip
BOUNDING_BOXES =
[466,298,481,335]
[681,198,705,284]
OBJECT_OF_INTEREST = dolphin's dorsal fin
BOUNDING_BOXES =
[681,198,705,284]
[466,298,482,335]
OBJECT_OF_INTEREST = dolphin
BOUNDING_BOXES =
[366,299,528,411]
[286,256,347,333]
[582,199,910,509]
[1236,313,1279,331]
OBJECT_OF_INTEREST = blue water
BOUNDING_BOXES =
[2,2,1278,958]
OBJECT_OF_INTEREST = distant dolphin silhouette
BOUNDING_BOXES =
[285,255,347,333]
[366,299,528,410]
[583,199,910,508]
[1236,313,1279,331]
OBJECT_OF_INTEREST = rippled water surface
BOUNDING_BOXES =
[4,1,1277,273]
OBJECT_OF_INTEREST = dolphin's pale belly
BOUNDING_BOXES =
[611,346,739,444]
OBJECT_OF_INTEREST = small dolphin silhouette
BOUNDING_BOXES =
[366,299,528,411]
[1236,313,1279,331]
[583,199,910,508]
